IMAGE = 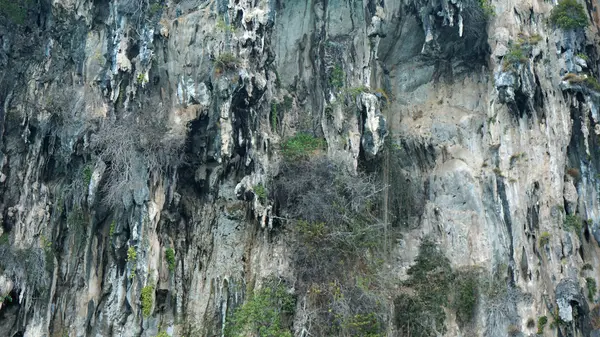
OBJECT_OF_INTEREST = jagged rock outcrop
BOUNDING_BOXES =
[3,0,600,336]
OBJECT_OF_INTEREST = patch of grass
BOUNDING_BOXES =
[127,246,137,262]
[216,16,236,33]
[225,281,295,337]
[214,52,240,72]
[141,285,154,317]
[576,53,590,61]
[109,220,116,237]
[253,184,267,203]
[550,0,588,30]
[165,248,175,272]
[537,316,548,334]
[503,43,529,70]
[539,231,551,247]
[155,331,169,337]
[564,214,583,233]
[281,133,325,161]
[587,277,597,301]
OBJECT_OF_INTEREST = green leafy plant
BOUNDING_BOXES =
[225,281,295,337]
[550,0,588,30]
[587,277,597,301]
[127,246,137,262]
[281,133,325,161]
[141,285,154,317]
[253,184,267,203]
[165,248,175,272]
[564,214,583,233]
[478,0,495,17]
[503,43,528,70]
[537,315,548,334]
[155,331,169,337]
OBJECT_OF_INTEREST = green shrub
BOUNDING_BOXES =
[141,285,154,317]
[587,277,597,301]
[329,64,345,88]
[550,0,588,30]
[564,214,583,233]
[165,248,175,272]
[82,165,93,187]
[583,263,594,271]
[281,133,325,161]
[539,231,551,247]
[155,331,169,337]
[225,282,295,337]
[585,76,600,92]
[503,43,529,70]
[395,239,453,336]
[537,316,548,334]
[453,271,479,326]
[253,184,267,203]
[478,0,495,17]
[127,246,137,262]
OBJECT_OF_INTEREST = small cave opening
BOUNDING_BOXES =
[584,225,591,243]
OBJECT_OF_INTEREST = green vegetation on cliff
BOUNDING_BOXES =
[550,0,588,30]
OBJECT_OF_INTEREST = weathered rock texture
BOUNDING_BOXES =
[1,0,600,336]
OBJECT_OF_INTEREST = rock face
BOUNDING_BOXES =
[2,0,600,336]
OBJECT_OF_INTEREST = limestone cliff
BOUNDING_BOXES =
[1,0,600,336]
